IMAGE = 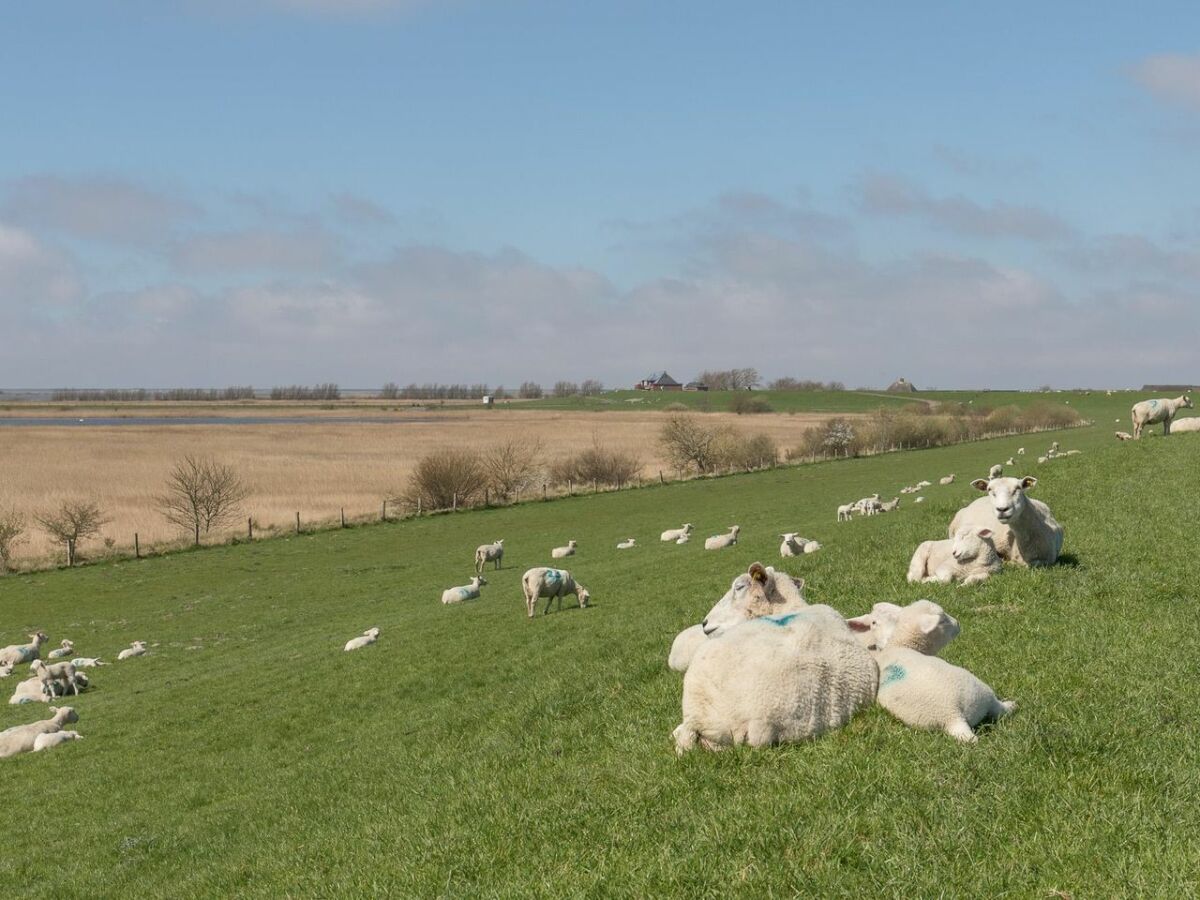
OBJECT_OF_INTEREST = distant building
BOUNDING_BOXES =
[635,371,683,391]
[1142,385,1195,392]
[482,395,494,407]
[683,381,709,392]
[887,377,917,393]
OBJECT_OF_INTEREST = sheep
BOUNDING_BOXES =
[0,707,80,758]
[441,576,487,605]
[853,494,881,515]
[704,526,740,551]
[47,640,75,660]
[1115,431,1134,441]
[616,538,636,550]
[1064,449,1082,456]
[344,627,380,652]
[914,496,926,503]
[779,533,805,557]
[30,660,80,699]
[949,476,1063,567]
[551,540,578,559]
[988,464,1003,478]
[1017,447,1025,455]
[847,600,1015,743]
[8,672,88,705]
[474,540,504,574]
[802,539,822,553]
[70,657,105,668]
[0,663,12,678]
[906,527,1003,586]
[675,533,690,544]
[33,731,83,752]
[1132,395,1193,438]
[939,474,955,485]
[916,481,932,488]
[1005,457,1015,466]
[521,567,590,617]
[117,641,148,661]
[1170,417,1200,433]
[0,632,48,667]
[660,524,693,543]
[837,504,855,522]
[1037,455,1048,464]
[672,564,877,753]
[879,497,901,513]
[1048,441,1060,453]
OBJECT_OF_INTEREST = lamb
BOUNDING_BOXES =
[988,464,1003,478]
[343,627,380,652]
[8,672,88,705]
[949,476,1063,567]
[1064,449,1082,456]
[660,524,693,543]
[30,660,80,699]
[1037,456,1048,464]
[1005,457,1015,466]
[616,538,636,550]
[802,539,822,553]
[879,497,901,513]
[704,526,740,550]
[1115,431,1134,441]
[779,533,805,557]
[939,474,955,485]
[672,564,877,753]
[1169,417,1200,433]
[1017,447,1025,455]
[675,533,690,544]
[47,640,75,660]
[474,540,504,574]
[33,731,83,752]
[906,527,1002,586]
[0,706,79,758]
[441,576,487,604]
[853,494,881,515]
[847,600,1015,743]
[551,540,578,559]
[837,504,855,522]
[0,632,48,667]
[914,496,926,504]
[916,480,932,488]
[70,657,105,668]
[1048,441,1060,453]
[1132,395,1193,438]
[117,641,148,661]
[521,567,590,617]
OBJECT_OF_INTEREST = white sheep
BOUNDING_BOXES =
[779,533,805,557]
[117,641,148,661]
[30,660,80,699]
[47,640,75,660]
[0,663,12,678]
[1037,455,1048,464]
[988,464,1003,478]
[551,540,578,559]
[344,627,380,652]
[1170,417,1200,433]
[441,576,487,604]
[939,474,955,485]
[1064,449,1082,456]
[0,632,48,667]
[675,533,690,544]
[704,526,740,551]
[0,706,79,758]
[616,538,636,550]
[33,730,83,752]
[837,504,855,522]
[847,600,1015,743]
[672,565,877,753]
[8,673,87,706]
[668,625,708,673]
[474,540,504,574]
[916,480,932,488]
[1017,447,1025,455]
[802,539,822,553]
[914,496,926,504]
[1114,431,1134,441]
[70,657,105,668]
[949,476,1063,567]
[1132,395,1193,438]
[521,567,590,617]
[853,494,881,515]
[1005,457,1015,466]
[906,527,1002,586]
[660,524,693,543]
[879,497,901,513]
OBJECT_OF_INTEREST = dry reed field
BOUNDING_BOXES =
[0,409,842,565]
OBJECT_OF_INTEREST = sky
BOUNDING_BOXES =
[2,1,1199,390]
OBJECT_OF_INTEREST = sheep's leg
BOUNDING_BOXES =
[990,698,1017,720]
[543,594,553,615]
[70,676,79,696]
[945,718,978,743]
[959,573,988,587]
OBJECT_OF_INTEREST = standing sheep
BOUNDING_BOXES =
[704,526,740,551]
[660,524,694,543]
[837,504,855,522]
[0,707,79,758]
[474,540,504,574]
[521,567,590,617]
[441,576,487,605]
[30,660,80,699]
[551,540,578,559]
[906,527,1002,586]
[949,477,1062,567]
[1132,395,1193,439]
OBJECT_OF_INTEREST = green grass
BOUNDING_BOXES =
[1,414,1197,896]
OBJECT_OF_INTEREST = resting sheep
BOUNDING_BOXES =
[33,731,83,752]
[1017,447,1025,455]
[117,641,148,661]
[0,663,12,678]
[0,707,80,758]
[906,527,1002,586]
[521,567,590,617]
[675,533,690,544]
[70,657,105,668]
[879,497,901,513]
[474,540,504,574]
[0,632,48,667]
[47,640,74,660]
[9,673,89,705]
[1132,395,1193,438]
[914,496,926,504]
[551,540,578,559]
[616,538,636,550]
[660,524,693,543]
[344,628,380,652]
[704,526,740,551]
[441,576,487,604]
[778,533,810,557]
[1170,417,1200,433]
[939,474,955,485]
[949,476,1062,567]
[1115,431,1134,441]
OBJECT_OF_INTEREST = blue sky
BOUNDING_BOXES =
[2,1,1199,388]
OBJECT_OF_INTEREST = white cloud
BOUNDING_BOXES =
[169,228,343,275]
[1131,53,1200,110]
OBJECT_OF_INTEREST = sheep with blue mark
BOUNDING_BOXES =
[0,632,48,667]
[521,567,590,617]
[1132,394,1193,439]
[441,576,487,605]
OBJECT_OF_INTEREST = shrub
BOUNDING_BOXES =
[518,382,543,399]
[549,440,641,487]
[713,430,779,470]
[482,440,543,500]
[159,455,250,546]
[660,415,723,473]
[0,504,25,573]
[662,402,690,412]
[401,449,485,511]
[730,394,772,415]
[553,381,580,398]
[35,500,109,566]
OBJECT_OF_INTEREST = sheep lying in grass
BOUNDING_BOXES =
[47,640,74,660]
[1037,456,1048,464]
[30,660,80,699]
[1017,447,1025,455]
[521,567,590,617]
[660,524,693,542]
[10,674,90,705]
[950,476,1063,567]
[1005,457,1015,466]
[1170,417,1200,433]
[837,504,855,522]
[675,533,690,544]
[0,663,12,678]
[779,533,808,557]
[704,526,740,550]
[1132,394,1193,438]
[616,538,636,550]
[853,494,882,515]
[0,707,79,758]
[939,474,955,485]
[474,540,504,574]
[33,731,83,752]
[117,641,148,661]
[551,540,578,559]
[441,576,487,605]
[906,527,1002,586]
[70,658,105,668]
[879,497,901,513]
[344,628,380,652]
[0,632,48,667]
[672,564,877,753]
[914,496,926,504]
[1115,431,1134,441]
[847,600,1015,743]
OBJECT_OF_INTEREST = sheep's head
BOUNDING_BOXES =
[971,476,1036,524]
[951,527,994,563]
[31,632,48,645]
[682,524,693,534]
[365,628,380,638]
[30,660,45,673]
[475,576,488,587]
[50,706,79,724]
[61,640,74,650]
[1183,395,1194,409]
[577,586,591,608]
[848,600,960,654]
[567,540,577,548]
[701,563,807,637]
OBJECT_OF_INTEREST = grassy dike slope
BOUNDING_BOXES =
[0,422,1197,896]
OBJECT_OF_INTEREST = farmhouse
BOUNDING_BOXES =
[635,371,683,391]
[887,377,917,393]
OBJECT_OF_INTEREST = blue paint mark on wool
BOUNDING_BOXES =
[880,664,906,687]
[546,569,562,582]
[762,613,801,627]
[1150,399,1159,408]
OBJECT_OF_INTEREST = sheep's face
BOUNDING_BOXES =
[475,577,488,588]
[951,527,993,563]
[849,600,960,654]
[972,476,1036,523]
[701,563,805,636]
[846,602,903,650]
[1183,395,1194,409]
[682,524,693,534]
[577,588,591,608]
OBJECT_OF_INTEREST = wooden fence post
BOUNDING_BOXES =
[341,507,346,528]
[659,470,665,484]
[592,479,597,494]
[134,533,140,559]
[453,493,458,511]
[382,499,387,521]
[417,498,422,516]
[484,488,489,507]
[568,479,573,495]
[296,511,301,534]
[543,483,548,501]
[248,517,253,540]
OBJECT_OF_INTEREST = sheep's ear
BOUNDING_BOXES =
[971,479,989,491]
[1021,476,1037,489]
[916,613,942,634]
[846,616,872,633]
[748,563,768,583]
[977,528,992,538]
[790,576,805,593]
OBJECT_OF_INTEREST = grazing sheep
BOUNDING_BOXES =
[939,474,955,485]
[33,731,83,752]
[521,567,590,617]
[950,476,1063,567]
[675,533,690,544]
[906,527,1003,586]
[344,627,380,652]
[551,540,578,559]
[660,524,693,543]
[988,464,1003,478]
[70,658,105,668]
[672,564,877,753]
[1132,395,1193,439]
[616,538,636,550]
[837,504,855,522]
[0,632,48,667]
[1170,417,1200,433]
[474,540,504,574]
[914,496,926,504]
[30,660,80,699]
[117,641,148,661]
[879,497,901,513]
[704,526,740,551]
[47,640,75,660]
[848,600,1015,743]
[441,576,487,605]
[0,707,80,758]
[1115,431,1134,441]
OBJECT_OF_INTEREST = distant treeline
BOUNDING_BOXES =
[52,387,257,402]
[694,369,845,391]
[767,378,847,391]
[377,380,603,400]
[269,384,341,401]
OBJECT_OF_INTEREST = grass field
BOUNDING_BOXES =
[2,395,1198,895]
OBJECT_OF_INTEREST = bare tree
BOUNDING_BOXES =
[482,440,543,500]
[159,455,249,546]
[518,381,543,399]
[580,379,604,396]
[0,505,25,573]
[553,381,580,398]
[400,449,485,511]
[36,500,109,566]
[659,415,722,474]
[379,382,400,399]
